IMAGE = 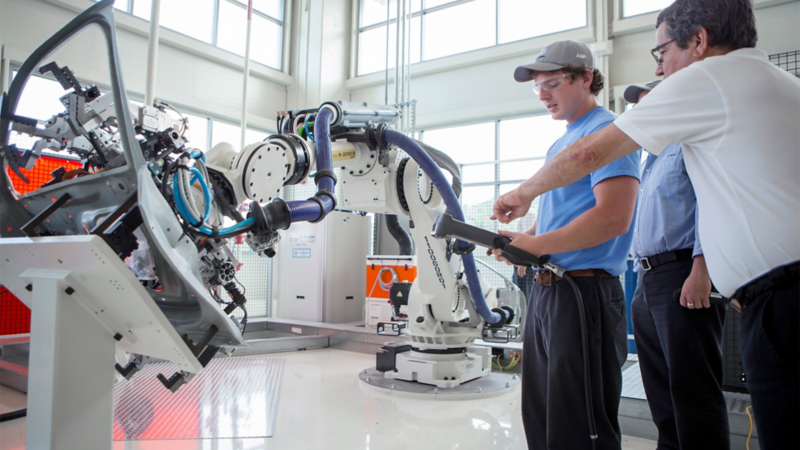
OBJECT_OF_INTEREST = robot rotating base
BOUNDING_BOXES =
[358,366,520,400]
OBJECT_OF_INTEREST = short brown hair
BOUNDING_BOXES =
[562,64,605,96]
[532,65,606,96]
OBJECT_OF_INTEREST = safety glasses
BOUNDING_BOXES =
[531,73,572,95]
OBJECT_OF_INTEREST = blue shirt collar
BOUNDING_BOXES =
[566,105,605,132]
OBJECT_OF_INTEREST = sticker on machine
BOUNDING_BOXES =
[331,149,356,161]
[288,234,316,244]
[292,248,311,258]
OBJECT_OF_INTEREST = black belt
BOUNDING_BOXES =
[731,261,799,311]
[639,248,694,271]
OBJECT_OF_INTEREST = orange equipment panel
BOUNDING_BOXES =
[366,256,417,299]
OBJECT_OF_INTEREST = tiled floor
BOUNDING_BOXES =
[0,348,657,449]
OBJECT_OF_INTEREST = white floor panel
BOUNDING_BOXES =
[1,348,656,449]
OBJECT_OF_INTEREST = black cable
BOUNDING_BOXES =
[562,273,598,450]
[0,409,26,423]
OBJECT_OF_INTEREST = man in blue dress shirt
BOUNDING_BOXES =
[491,40,641,450]
[626,81,728,449]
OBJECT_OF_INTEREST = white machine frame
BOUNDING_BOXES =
[0,235,202,449]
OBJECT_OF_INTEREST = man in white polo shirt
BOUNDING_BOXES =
[491,1,799,448]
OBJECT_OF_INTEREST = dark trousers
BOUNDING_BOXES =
[522,275,628,450]
[631,258,729,450]
[513,267,535,304]
[736,269,799,450]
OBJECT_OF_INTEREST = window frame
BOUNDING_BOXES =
[100,0,286,71]
[419,113,552,217]
[356,0,590,77]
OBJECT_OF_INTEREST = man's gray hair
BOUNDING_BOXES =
[656,0,757,50]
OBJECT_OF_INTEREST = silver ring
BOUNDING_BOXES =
[687,303,694,306]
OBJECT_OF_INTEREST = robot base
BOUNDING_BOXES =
[383,345,491,389]
[358,367,520,400]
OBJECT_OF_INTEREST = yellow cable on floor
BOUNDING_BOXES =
[746,405,754,450]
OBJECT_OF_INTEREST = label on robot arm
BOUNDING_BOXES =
[292,327,303,334]
[332,149,356,161]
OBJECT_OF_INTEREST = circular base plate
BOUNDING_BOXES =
[357,367,521,400]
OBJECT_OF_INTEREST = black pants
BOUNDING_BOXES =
[513,267,535,304]
[736,269,799,450]
[522,275,627,450]
[631,258,729,450]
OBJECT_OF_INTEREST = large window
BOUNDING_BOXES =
[622,0,675,18]
[420,115,565,282]
[357,0,588,76]
[101,0,284,70]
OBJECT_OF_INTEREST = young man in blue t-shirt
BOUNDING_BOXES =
[490,40,641,449]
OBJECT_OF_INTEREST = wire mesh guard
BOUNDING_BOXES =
[229,242,273,319]
[113,356,285,440]
[770,50,800,77]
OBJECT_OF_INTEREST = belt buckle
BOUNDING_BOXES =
[640,257,652,271]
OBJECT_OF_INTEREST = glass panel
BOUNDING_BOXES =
[361,0,422,29]
[498,0,587,44]
[460,185,495,228]
[161,0,215,43]
[234,0,284,21]
[250,14,283,69]
[422,122,495,165]
[498,115,565,179]
[9,72,70,151]
[424,0,459,8]
[217,1,248,56]
[211,121,242,148]
[114,0,129,11]
[182,113,210,150]
[623,0,675,18]
[94,0,129,11]
[499,160,544,183]
[422,0,496,60]
[133,0,151,19]
[245,128,268,144]
[357,16,421,76]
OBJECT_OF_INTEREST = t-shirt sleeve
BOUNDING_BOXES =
[587,120,642,187]
[613,66,727,156]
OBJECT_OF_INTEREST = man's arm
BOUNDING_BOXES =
[496,175,639,258]
[492,124,642,224]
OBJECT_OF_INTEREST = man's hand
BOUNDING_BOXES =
[491,189,533,224]
[517,265,527,277]
[487,230,538,265]
[680,255,712,309]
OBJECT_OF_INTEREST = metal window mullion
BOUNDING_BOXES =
[251,9,284,26]
[494,0,498,46]
[460,156,545,167]
[205,117,213,152]
[463,179,527,188]
[494,119,500,208]
[212,0,221,46]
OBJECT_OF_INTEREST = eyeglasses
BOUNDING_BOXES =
[532,73,572,95]
[650,39,675,65]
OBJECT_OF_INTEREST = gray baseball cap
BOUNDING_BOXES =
[624,80,662,104]
[514,40,594,83]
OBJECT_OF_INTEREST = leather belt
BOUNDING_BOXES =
[639,248,694,271]
[535,269,612,286]
[730,261,799,312]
